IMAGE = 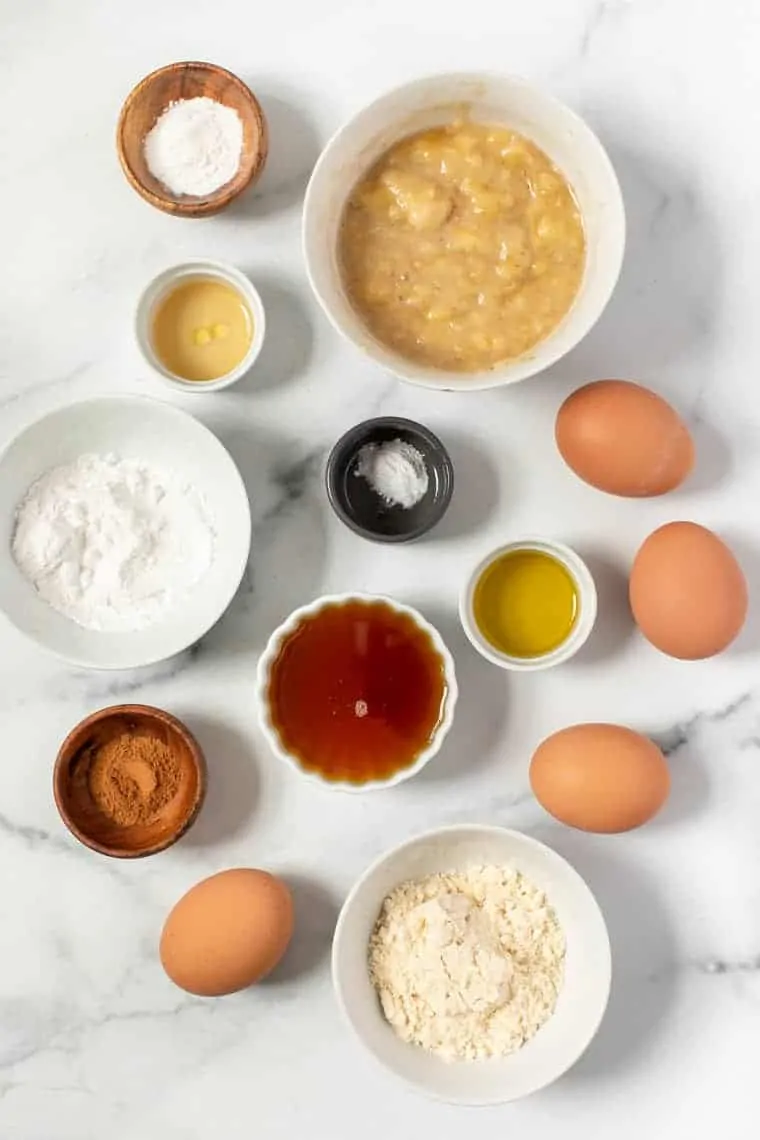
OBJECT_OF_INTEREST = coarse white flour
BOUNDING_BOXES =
[12,454,215,632]
[143,96,243,197]
[368,864,565,1061]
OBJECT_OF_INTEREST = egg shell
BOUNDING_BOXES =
[530,723,670,833]
[630,521,748,660]
[160,868,294,996]
[555,379,695,497]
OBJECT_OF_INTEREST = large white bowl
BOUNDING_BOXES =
[0,396,251,669]
[255,593,458,791]
[332,824,611,1104]
[303,72,625,391]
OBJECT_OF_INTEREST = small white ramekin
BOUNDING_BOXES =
[459,538,597,672]
[135,259,266,392]
[255,593,458,792]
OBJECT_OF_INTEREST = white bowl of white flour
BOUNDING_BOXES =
[0,396,251,669]
[332,824,610,1104]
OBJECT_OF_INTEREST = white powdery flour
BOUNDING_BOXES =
[143,96,243,197]
[12,454,215,632]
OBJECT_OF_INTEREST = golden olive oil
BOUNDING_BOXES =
[473,549,578,658]
[151,276,253,382]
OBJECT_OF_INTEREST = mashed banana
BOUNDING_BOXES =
[340,123,585,372]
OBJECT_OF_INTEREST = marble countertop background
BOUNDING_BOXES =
[1,1,759,1137]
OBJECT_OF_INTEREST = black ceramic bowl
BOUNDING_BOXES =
[326,417,454,543]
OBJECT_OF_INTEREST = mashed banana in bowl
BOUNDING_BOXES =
[339,122,585,373]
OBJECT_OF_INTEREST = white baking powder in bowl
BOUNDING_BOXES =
[143,96,243,198]
[11,454,215,632]
[355,439,429,509]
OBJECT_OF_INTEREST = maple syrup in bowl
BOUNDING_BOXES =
[256,595,458,791]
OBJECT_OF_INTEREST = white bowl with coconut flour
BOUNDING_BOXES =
[332,824,611,1105]
[0,397,251,669]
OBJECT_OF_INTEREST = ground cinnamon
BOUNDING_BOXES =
[87,731,181,827]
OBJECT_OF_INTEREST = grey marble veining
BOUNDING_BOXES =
[1,1,759,1137]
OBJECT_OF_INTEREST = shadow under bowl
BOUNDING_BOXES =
[326,417,454,543]
[53,704,207,858]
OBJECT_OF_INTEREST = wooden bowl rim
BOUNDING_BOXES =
[116,60,268,218]
[53,703,207,858]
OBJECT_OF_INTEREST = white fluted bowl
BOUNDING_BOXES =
[256,593,457,791]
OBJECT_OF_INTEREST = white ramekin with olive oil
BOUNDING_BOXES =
[460,538,597,671]
[136,259,266,391]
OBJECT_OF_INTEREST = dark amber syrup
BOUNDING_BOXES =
[267,599,447,784]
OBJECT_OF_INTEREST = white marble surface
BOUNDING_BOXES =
[1,1,759,1136]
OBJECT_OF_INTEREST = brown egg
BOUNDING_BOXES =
[530,723,670,833]
[630,521,747,660]
[555,379,695,497]
[160,868,294,996]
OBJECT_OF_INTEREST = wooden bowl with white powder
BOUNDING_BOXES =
[117,61,268,217]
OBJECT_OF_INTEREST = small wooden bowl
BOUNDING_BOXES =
[117,61,268,217]
[54,705,207,858]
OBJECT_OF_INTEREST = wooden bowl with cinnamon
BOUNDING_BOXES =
[117,61,268,217]
[54,705,207,858]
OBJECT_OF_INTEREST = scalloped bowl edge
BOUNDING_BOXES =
[254,593,458,792]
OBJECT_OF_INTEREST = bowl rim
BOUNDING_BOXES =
[331,822,612,1105]
[459,537,598,671]
[116,60,268,218]
[325,416,455,543]
[53,703,207,858]
[134,258,267,392]
[302,70,626,392]
[0,393,252,670]
[255,592,458,791]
